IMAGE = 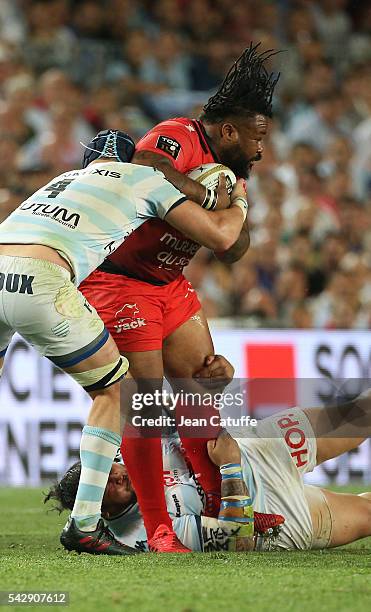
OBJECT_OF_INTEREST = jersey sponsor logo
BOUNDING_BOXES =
[44,178,75,198]
[163,469,183,487]
[63,169,121,178]
[0,273,34,295]
[114,303,147,333]
[172,494,182,517]
[19,202,80,229]
[276,413,308,469]
[155,135,181,159]
[89,169,121,178]
[159,233,199,255]
[157,232,200,270]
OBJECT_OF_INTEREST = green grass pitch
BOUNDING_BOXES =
[1,487,371,612]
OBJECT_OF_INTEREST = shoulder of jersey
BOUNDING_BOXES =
[157,117,194,129]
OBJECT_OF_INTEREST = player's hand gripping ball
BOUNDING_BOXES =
[187,162,236,210]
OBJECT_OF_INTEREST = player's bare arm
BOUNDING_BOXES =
[133,149,230,209]
[206,430,256,550]
[165,178,247,252]
[213,218,250,264]
[133,149,247,258]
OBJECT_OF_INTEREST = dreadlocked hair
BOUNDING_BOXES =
[201,42,281,122]
[43,461,81,513]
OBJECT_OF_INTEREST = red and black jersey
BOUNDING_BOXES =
[98,118,218,285]
[136,117,219,174]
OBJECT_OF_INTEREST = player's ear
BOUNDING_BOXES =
[220,122,239,144]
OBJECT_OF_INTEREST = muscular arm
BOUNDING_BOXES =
[133,150,207,204]
[134,150,250,262]
[166,200,245,252]
[214,218,250,264]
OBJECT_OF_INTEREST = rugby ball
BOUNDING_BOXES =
[187,163,236,194]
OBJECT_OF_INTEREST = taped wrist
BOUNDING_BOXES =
[219,463,254,533]
[202,188,218,210]
[219,497,253,522]
[220,463,243,480]
[231,196,248,221]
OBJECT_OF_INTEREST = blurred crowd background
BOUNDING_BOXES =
[0,0,370,328]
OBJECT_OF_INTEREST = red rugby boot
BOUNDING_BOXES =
[254,512,285,534]
[148,524,191,553]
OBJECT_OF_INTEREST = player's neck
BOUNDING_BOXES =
[199,121,221,160]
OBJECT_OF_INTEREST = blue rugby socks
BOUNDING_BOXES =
[71,425,121,531]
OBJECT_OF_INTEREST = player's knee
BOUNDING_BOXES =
[72,355,129,394]
[90,379,121,402]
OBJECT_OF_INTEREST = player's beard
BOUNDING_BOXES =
[221,147,262,178]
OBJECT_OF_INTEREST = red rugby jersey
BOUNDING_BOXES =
[99,118,218,285]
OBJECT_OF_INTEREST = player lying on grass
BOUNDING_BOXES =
[47,391,371,551]
[46,432,284,552]
[0,130,247,555]
[79,42,281,548]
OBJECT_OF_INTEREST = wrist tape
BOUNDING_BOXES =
[220,463,243,480]
[219,497,254,524]
[219,463,254,527]
[202,188,218,210]
[231,196,248,221]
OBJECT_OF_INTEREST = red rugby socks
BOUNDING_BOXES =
[120,436,173,539]
[178,436,221,517]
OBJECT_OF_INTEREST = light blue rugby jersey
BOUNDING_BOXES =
[107,434,205,552]
[0,162,186,285]
[106,433,267,552]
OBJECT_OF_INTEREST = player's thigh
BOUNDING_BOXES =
[303,407,366,465]
[121,349,164,380]
[5,260,127,391]
[81,273,166,412]
[80,270,166,357]
[320,488,371,547]
[163,308,214,378]
[120,349,164,422]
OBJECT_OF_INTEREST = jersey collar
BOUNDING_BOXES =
[192,120,220,163]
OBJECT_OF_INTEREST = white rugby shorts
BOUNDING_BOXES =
[0,255,107,368]
[236,408,320,550]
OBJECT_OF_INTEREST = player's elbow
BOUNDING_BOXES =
[215,231,250,263]
[205,230,238,252]
[213,223,241,252]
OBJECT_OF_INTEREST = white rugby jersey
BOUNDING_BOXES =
[0,162,186,285]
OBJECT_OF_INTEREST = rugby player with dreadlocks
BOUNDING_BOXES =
[79,44,281,552]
